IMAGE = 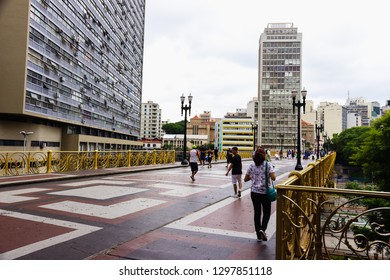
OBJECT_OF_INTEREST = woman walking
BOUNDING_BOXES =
[244,148,276,241]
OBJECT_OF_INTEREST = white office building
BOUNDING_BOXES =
[318,102,347,138]
[140,101,162,139]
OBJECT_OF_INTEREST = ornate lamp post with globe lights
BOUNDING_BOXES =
[291,88,307,170]
[251,121,258,151]
[315,122,324,159]
[180,93,192,165]
[20,130,33,173]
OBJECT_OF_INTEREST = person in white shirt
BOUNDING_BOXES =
[189,145,200,181]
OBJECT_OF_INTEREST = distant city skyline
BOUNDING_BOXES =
[142,0,390,122]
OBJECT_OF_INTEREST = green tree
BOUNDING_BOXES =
[351,112,390,192]
[332,126,371,165]
[162,121,185,134]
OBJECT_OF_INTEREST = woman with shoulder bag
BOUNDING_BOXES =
[244,148,276,242]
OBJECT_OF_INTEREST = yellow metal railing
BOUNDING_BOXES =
[218,150,253,161]
[275,153,390,260]
[0,150,176,176]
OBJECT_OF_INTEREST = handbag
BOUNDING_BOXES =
[265,161,276,202]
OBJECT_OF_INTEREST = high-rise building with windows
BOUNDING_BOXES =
[258,23,303,151]
[0,0,145,151]
[140,101,162,139]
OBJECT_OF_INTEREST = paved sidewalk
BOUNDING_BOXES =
[0,162,183,188]
[0,159,298,260]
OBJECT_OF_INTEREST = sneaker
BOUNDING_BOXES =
[190,176,195,181]
[259,230,268,241]
[237,191,241,198]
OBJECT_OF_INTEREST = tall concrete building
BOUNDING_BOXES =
[140,101,162,139]
[0,0,145,151]
[318,102,347,138]
[258,23,303,151]
[246,97,259,121]
[345,97,381,127]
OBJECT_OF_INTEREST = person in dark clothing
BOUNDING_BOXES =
[207,148,213,168]
[226,148,232,168]
[226,146,242,198]
[214,147,219,162]
[199,145,206,166]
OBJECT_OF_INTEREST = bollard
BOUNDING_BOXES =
[47,150,53,173]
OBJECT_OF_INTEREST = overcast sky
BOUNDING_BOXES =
[141,0,390,122]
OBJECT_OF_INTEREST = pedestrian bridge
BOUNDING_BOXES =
[0,150,389,260]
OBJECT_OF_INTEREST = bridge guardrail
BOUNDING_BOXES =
[275,153,390,260]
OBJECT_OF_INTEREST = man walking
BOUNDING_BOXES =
[214,147,219,162]
[226,146,242,197]
[189,145,200,181]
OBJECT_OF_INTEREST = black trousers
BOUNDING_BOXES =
[250,192,271,233]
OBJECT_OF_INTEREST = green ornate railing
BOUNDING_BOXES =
[0,150,176,176]
[275,153,390,260]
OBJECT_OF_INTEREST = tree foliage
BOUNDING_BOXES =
[350,112,390,192]
[332,126,371,165]
[162,121,185,134]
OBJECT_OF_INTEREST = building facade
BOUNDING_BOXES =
[382,100,390,114]
[215,118,254,152]
[140,101,162,139]
[301,119,315,150]
[0,0,145,151]
[318,102,347,138]
[258,23,303,151]
[345,97,381,127]
[162,134,208,150]
[186,111,217,144]
[139,138,162,150]
[246,97,259,121]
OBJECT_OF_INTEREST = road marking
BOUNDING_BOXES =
[164,171,291,240]
[0,209,101,260]
[165,188,277,239]
[40,198,166,219]
[124,178,231,189]
[60,179,134,186]
[150,183,207,197]
[0,188,50,203]
[48,185,147,200]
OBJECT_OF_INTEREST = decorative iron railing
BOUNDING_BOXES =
[0,150,176,176]
[275,153,390,260]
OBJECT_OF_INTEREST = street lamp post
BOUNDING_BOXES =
[292,135,296,152]
[251,121,258,151]
[315,122,324,159]
[180,93,192,165]
[323,132,328,153]
[291,89,307,170]
[20,131,34,153]
[20,130,34,173]
[279,134,284,152]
